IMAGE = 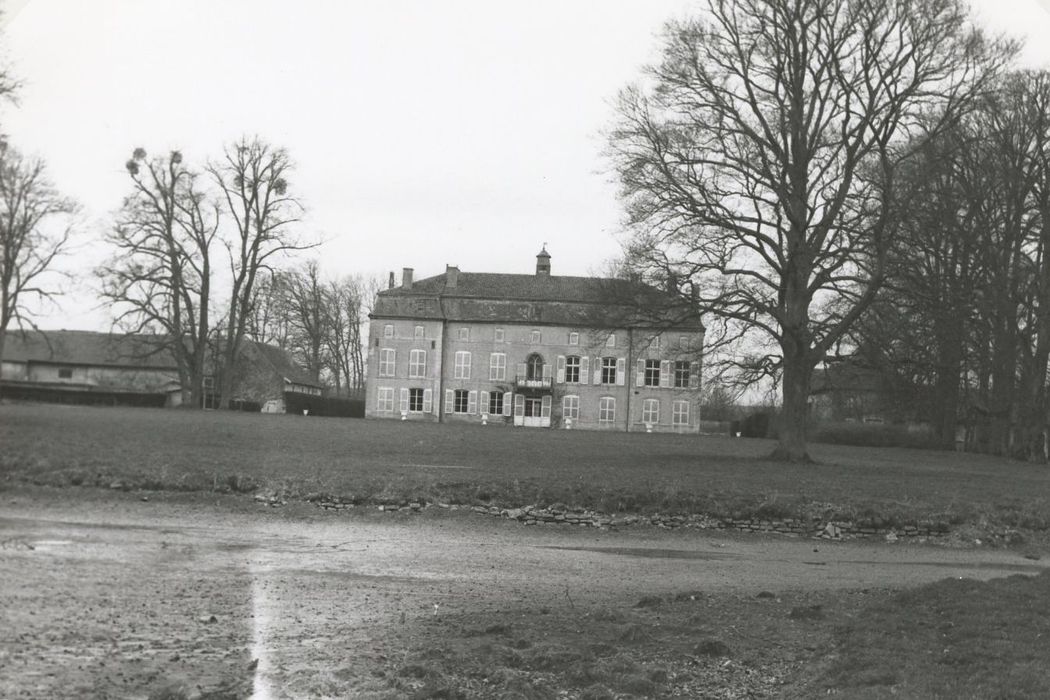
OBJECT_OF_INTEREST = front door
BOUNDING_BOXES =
[523,398,542,426]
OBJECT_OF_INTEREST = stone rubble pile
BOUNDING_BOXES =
[269,493,953,541]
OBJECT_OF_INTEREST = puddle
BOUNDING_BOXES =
[541,546,738,561]
[400,463,475,470]
[250,560,274,700]
[836,559,1048,573]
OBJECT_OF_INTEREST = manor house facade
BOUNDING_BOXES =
[364,249,705,432]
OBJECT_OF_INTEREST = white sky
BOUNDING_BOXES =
[4,0,1050,331]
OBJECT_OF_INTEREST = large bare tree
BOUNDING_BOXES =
[0,146,76,397]
[282,260,329,382]
[609,0,1010,460]
[99,148,218,408]
[208,136,309,409]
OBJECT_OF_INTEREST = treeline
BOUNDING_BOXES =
[853,71,1050,459]
[96,140,376,408]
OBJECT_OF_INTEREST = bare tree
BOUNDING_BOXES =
[0,146,76,398]
[247,270,292,350]
[325,274,376,394]
[282,260,329,383]
[99,148,218,408]
[208,136,310,409]
[609,0,1010,460]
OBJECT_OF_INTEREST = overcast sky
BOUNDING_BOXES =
[4,0,1050,331]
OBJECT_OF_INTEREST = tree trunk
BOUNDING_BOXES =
[773,355,813,462]
[932,323,964,450]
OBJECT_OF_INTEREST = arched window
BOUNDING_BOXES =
[526,353,544,380]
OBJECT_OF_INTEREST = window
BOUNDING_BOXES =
[458,327,470,341]
[489,352,506,381]
[489,392,504,415]
[606,334,616,348]
[642,398,660,424]
[568,332,579,346]
[494,328,504,342]
[644,359,661,387]
[530,329,542,344]
[414,325,424,339]
[409,388,424,412]
[562,395,579,420]
[377,387,394,412]
[378,348,396,377]
[454,389,469,413]
[565,356,580,383]
[599,396,616,423]
[679,335,688,349]
[409,349,427,378]
[673,400,690,426]
[674,361,691,388]
[526,353,544,380]
[601,357,617,385]
[383,324,394,338]
[454,351,471,379]
[58,368,73,379]
[651,335,661,349]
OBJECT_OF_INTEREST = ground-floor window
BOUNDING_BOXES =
[598,396,616,423]
[409,388,424,412]
[489,391,503,415]
[642,398,659,424]
[562,395,579,420]
[454,389,470,413]
[672,400,690,426]
[377,387,394,412]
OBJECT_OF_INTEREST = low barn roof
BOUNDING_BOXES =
[2,330,178,369]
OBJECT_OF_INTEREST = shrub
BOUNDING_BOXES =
[810,422,939,449]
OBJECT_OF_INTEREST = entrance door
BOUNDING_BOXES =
[523,398,543,427]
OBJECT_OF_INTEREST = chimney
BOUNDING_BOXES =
[388,271,395,289]
[536,245,551,277]
[402,267,414,290]
[446,264,459,289]
[667,273,678,296]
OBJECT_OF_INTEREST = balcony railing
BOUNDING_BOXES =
[514,375,552,389]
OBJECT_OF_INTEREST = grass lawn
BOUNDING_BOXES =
[3,402,1050,533]
[383,571,1050,699]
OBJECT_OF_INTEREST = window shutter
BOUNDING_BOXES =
[480,391,489,414]
[690,361,700,389]
[541,395,551,418]
[444,389,454,414]
[635,359,645,387]
[542,363,552,381]
[468,390,478,414]
[503,392,512,416]
[580,356,589,384]
[423,389,433,413]
[660,360,672,388]
[399,388,409,413]
[616,358,626,386]
[464,352,471,380]
[517,362,527,380]
[514,393,525,416]
[556,355,566,384]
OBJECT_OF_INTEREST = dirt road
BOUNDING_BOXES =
[1,488,1045,698]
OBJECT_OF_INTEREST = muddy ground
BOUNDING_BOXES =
[1,487,1046,699]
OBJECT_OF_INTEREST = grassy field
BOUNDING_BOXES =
[3,402,1050,534]
[384,570,1050,699]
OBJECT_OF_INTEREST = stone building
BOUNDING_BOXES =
[1,329,322,411]
[365,249,705,432]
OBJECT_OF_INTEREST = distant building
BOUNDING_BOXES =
[365,249,705,432]
[0,330,322,411]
